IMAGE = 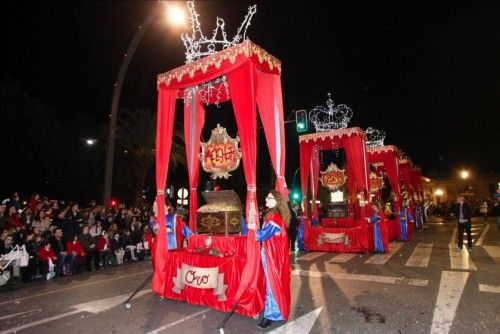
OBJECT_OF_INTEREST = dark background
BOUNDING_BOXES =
[1,1,499,204]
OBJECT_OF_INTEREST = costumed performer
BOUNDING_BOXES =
[247,190,291,329]
[399,199,414,241]
[415,200,424,230]
[366,204,385,253]
[150,201,192,250]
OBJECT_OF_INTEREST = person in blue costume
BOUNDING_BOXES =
[247,190,291,329]
[399,199,414,241]
[150,202,192,250]
[366,204,385,253]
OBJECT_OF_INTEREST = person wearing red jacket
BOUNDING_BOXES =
[66,234,87,273]
[96,232,113,268]
[38,240,57,280]
[5,206,22,230]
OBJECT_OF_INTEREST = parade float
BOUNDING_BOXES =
[151,1,288,318]
[298,95,388,253]
[398,157,416,240]
[365,127,403,241]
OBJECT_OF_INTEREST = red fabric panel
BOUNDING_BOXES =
[299,142,312,231]
[311,148,320,218]
[226,61,264,313]
[153,87,177,295]
[187,235,247,257]
[159,250,263,317]
[184,92,206,232]
[255,70,287,196]
[321,218,358,228]
[304,224,371,253]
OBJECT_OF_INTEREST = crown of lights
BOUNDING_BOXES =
[309,93,353,132]
[181,1,257,64]
[366,127,386,147]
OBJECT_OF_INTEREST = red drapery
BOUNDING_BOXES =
[152,87,177,294]
[367,147,401,212]
[184,92,206,232]
[299,143,312,219]
[311,148,320,219]
[226,60,263,313]
[256,69,288,196]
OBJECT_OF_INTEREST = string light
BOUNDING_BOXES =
[180,0,257,105]
[309,93,353,132]
[366,127,386,147]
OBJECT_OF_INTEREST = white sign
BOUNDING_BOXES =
[172,263,228,301]
[177,187,188,199]
[322,233,345,244]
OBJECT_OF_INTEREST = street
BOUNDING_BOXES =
[0,217,498,334]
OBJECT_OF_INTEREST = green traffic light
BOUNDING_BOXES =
[297,123,305,129]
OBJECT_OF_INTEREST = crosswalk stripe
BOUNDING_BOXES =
[364,242,403,265]
[478,284,500,294]
[405,243,433,267]
[431,271,469,334]
[291,269,428,286]
[482,245,500,263]
[448,245,477,271]
[475,224,490,246]
[298,252,329,261]
[449,227,457,245]
[329,253,357,263]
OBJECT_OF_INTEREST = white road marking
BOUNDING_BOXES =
[298,252,329,261]
[448,245,477,271]
[292,269,428,286]
[0,269,152,306]
[267,307,322,334]
[482,245,500,263]
[430,271,469,334]
[449,227,457,246]
[364,242,403,265]
[146,309,210,334]
[0,290,152,334]
[0,308,41,321]
[406,243,433,267]
[329,253,357,263]
[475,224,490,246]
[478,284,500,294]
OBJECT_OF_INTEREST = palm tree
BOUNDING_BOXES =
[117,108,186,207]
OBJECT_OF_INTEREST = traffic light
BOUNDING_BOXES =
[290,189,302,202]
[295,109,308,133]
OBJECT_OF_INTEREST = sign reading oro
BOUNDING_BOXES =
[200,124,242,179]
[320,163,347,190]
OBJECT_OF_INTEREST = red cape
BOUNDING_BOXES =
[262,212,291,320]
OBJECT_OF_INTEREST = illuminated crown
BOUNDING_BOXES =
[366,127,386,147]
[181,1,257,64]
[309,93,353,132]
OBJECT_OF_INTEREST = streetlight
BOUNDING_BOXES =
[460,170,469,180]
[103,2,186,204]
[85,139,97,146]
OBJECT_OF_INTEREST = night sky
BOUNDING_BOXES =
[1,1,499,200]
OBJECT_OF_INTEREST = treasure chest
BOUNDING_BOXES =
[196,190,242,235]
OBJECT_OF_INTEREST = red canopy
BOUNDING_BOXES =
[299,127,370,223]
[153,40,288,316]
[367,145,401,211]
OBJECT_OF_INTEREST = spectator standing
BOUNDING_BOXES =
[479,201,488,222]
[492,196,500,231]
[452,196,473,252]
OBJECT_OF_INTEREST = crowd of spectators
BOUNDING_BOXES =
[428,196,498,219]
[0,192,159,284]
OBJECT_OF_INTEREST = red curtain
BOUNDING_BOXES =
[311,148,320,219]
[184,92,206,232]
[226,60,263,313]
[152,86,177,295]
[256,70,287,196]
[342,135,370,220]
[299,142,312,219]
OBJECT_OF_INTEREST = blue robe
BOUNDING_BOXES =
[399,207,414,241]
[369,214,384,253]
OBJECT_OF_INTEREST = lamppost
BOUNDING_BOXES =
[103,2,186,204]
[459,169,469,195]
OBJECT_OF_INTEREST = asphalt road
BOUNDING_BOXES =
[0,216,498,334]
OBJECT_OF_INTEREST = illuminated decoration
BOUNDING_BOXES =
[181,0,257,105]
[366,127,386,147]
[309,93,353,132]
[369,172,384,193]
[320,163,347,191]
[200,124,242,179]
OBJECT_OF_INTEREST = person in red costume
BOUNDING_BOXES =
[247,190,291,329]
